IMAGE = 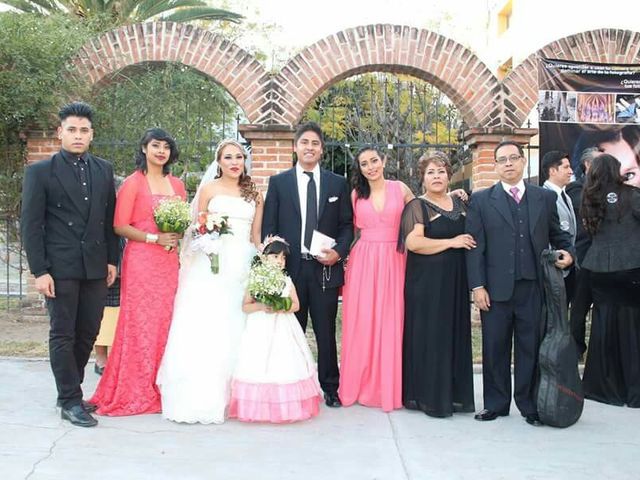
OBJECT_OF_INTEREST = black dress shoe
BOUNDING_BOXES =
[524,413,543,426]
[324,392,342,408]
[94,363,105,376]
[61,404,98,427]
[474,409,509,421]
[56,399,98,413]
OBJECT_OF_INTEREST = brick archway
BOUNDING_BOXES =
[502,28,640,128]
[69,22,269,123]
[266,24,501,127]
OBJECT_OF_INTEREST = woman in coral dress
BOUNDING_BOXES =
[90,128,186,416]
[339,147,414,412]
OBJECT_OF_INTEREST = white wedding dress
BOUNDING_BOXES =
[157,195,256,424]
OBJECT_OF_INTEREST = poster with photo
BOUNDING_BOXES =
[538,58,640,187]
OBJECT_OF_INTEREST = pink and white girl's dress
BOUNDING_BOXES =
[229,277,322,423]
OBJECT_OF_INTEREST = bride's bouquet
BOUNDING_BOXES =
[247,258,292,312]
[153,198,192,251]
[190,212,232,274]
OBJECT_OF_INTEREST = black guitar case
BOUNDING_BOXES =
[536,249,584,428]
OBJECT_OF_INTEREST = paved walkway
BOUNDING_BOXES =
[2,358,639,480]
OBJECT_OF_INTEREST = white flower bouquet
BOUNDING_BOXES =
[190,212,232,274]
[247,258,292,311]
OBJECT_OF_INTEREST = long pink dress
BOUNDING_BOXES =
[90,170,186,416]
[339,180,406,412]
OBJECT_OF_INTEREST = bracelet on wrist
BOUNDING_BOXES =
[145,233,159,244]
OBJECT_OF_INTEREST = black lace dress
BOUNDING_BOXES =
[398,196,475,417]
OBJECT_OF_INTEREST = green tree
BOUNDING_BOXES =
[0,13,99,217]
[90,62,240,180]
[303,73,468,192]
[0,1,242,26]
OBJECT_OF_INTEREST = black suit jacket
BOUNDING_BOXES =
[582,187,640,273]
[262,167,353,287]
[21,151,118,280]
[566,178,590,264]
[465,183,574,302]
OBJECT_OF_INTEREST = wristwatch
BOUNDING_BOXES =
[145,233,159,244]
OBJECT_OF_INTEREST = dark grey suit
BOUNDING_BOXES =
[466,183,573,415]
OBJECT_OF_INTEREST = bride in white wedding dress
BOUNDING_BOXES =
[156,139,263,424]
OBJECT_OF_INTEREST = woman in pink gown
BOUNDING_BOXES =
[339,147,414,412]
[90,128,186,416]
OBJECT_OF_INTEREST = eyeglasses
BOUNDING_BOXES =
[496,154,522,164]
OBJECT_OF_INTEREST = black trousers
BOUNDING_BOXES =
[294,259,340,394]
[46,278,107,408]
[569,267,592,356]
[481,280,541,416]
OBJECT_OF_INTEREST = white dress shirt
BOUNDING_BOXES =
[296,162,321,254]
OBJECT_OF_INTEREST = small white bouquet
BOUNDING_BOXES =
[153,198,191,251]
[247,259,292,311]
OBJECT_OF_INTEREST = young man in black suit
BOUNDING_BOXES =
[465,141,574,426]
[262,122,353,407]
[21,102,118,427]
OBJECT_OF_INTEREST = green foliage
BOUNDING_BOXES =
[302,73,468,193]
[0,1,243,26]
[90,63,241,178]
[0,12,98,217]
[0,13,97,131]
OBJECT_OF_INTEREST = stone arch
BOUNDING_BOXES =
[68,22,269,123]
[502,28,640,128]
[267,24,502,127]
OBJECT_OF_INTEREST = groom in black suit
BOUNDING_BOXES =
[262,122,353,407]
[21,102,118,427]
[465,141,574,426]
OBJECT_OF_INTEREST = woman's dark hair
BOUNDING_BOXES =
[351,146,386,199]
[134,128,178,176]
[581,153,630,236]
[262,239,290,257]
[417,151,452,192]
[572,126,640,178]
[214,139,259,204]
[58,101,93,124]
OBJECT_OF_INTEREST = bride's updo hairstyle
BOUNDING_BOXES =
[214,139,259,204]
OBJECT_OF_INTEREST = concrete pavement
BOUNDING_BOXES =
[2,358,639,480]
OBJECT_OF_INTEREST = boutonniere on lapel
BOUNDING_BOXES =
[328,196,339,203]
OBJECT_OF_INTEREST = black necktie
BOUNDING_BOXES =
[304,171,317,249]
[561,191,572,211]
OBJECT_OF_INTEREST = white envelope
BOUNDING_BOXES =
[309,230,336,257]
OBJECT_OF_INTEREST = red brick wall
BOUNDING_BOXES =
[25,130,60,164]
[52,24,640,190]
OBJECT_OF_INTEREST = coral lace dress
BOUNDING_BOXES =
[90,170,186,416]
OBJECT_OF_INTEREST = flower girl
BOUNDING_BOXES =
[229,236,322,423]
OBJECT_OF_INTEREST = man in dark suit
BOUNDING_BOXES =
[262,122,353,407]
[466,141,574,426]
[21,102,118,427]
[566,147,597,357]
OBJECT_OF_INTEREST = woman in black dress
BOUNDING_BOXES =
[580,153,640,407]
[398,152,476,417]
